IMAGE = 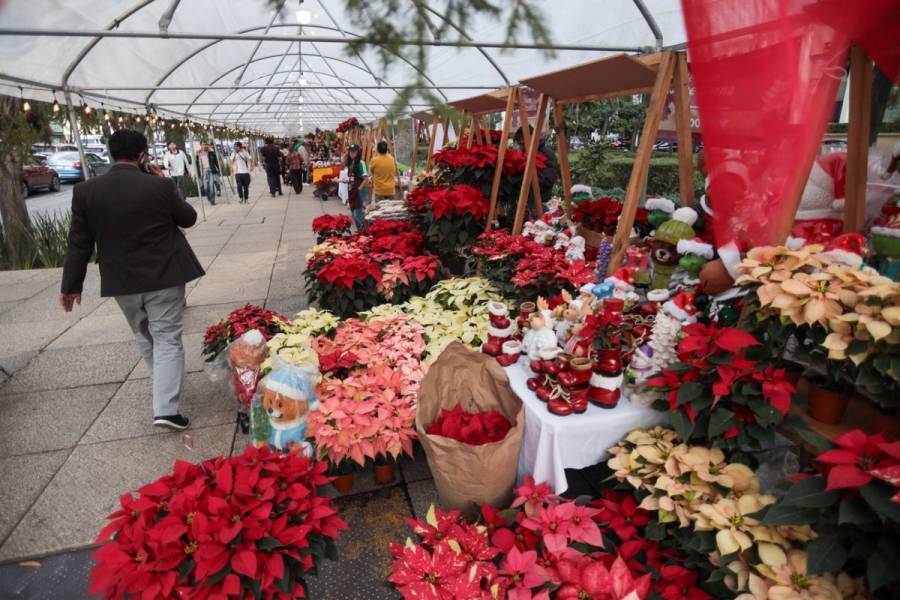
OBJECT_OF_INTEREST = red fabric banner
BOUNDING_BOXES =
[682,0,900,248]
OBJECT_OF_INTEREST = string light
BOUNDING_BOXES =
[118,115,125,124]
[52,91,60,114]
[19,87,31,112]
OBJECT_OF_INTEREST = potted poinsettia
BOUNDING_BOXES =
[758,429,900,596]
[419,184,491,274]
[90,446,348,598]
[645,321,797,450]
[202,304,288,362]
[311,213,353,243]
[307,254,382,318]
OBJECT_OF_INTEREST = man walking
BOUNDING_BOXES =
[163,141,190,200]
[368,140,400,201]
[196,141,220,206]
[231,141,253,203]
[260,137,283,197]
[60,129,205,431]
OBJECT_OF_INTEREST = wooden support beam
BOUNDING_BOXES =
[608,51,676,274]
[425,116,439,170]
[480,115,491,143]
[467,112,477,149]
[673,52,695,208]
[845,45,873,233]
[516,88,544,215]
[485,88,517,229]
[512,93,549,235]
[441,118,450,145]
[552,100,574,218]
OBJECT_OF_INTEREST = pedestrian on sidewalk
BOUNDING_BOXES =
[368,140,400,201]
[60,129,204,431]
[231,141,253,203]
[196,142,220,206]
[287,144,305,194]
[260,137,283,197]
[163,141,191,200]
[346,144,369,231]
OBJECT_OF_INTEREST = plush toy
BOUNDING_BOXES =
[645,197,676,230]
[257,365,319,455]
[650,207,698,290]
[676,237,715,286]
[522,310,558,361]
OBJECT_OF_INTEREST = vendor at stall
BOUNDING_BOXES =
[514,124,560,208]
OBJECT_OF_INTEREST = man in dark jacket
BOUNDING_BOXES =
[259,137,283,197]
[60,129,205,431]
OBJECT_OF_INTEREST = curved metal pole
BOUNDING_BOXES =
[632,0,663,51]
[143,22,450,106]
[422,5,509,86]
[61,0,156,87]
[234,5,283,85]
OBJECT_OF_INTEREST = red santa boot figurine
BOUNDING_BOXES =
[482,301,516,356]
[587,349,624,409]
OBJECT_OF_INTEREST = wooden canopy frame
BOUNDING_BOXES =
[512,51,695,274]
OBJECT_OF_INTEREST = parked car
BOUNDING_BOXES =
[32,143,78,157]
[45,151,106,181]
[22,156,60,197]
[569,136,585,150]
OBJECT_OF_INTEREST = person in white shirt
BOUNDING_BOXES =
[163,142,190,199]
[231,142,254,203]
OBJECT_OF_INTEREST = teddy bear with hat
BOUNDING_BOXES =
[650,207,698,290]
[255,364,319,455]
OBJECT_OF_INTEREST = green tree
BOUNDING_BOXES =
[563,97,647,145]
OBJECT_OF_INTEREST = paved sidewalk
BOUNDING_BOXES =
[0,176,439,595]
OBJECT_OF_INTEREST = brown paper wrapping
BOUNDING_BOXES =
[415,342,525,518]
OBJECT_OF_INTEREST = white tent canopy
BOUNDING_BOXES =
[0,0,687,134]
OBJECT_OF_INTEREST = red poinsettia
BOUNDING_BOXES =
[90,446,348,599]
[502,149,547,176]
[202,305,287,361]
[365,218,418,237]
[402,255,441,282]
[316,255,382,289]
[677,322,760,362]
[817,430,900,491]
[426,404,512,446]
[370,231,424,255]
[574,198,624,234]
[427,184,490,221]
[311,213,352,234]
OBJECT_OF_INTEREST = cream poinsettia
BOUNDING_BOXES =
[693,494,777,555]
[756,550,842,600]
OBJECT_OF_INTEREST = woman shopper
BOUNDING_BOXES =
[346,144,369,231]
[287,145,304,193]
[230,142,253,203]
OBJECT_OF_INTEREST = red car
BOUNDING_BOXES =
[22,154,60,197]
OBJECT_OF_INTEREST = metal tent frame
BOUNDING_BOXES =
[0,0,673,177]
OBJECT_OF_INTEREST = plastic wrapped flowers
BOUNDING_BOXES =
[363,277,506,362]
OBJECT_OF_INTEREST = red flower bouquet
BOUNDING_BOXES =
[646,321,794,449]
[202,305,287,362]
[574,197,624,236]
[425,404,512,445]
[89,446,348,599]
[336,117,359,133]
[415,184,491,271]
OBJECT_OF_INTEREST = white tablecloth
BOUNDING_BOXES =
[505,361,666,494]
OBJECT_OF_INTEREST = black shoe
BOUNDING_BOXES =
[271,193,275,198]
[278,192,283,196]
[154,414,189,430]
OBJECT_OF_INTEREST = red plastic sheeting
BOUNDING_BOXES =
[682,0,900,248]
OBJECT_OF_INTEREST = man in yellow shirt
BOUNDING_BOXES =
[368,141,400,201]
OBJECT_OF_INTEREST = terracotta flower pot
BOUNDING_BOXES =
[332,473,355,494]
[871,410,900,441]
[374,463,395,484]
[807,383,849,425]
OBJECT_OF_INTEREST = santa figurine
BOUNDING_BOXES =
[819,233,867,269]
[788,152,847,248]
[604,267,640,303]
[482,301,517,356]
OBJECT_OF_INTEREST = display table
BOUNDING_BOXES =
[504,361,666,494]
[312,165,340,183]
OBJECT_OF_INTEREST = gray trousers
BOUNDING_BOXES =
[115,285,186,417]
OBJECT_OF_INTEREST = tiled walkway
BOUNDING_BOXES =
[0,176,438,598]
